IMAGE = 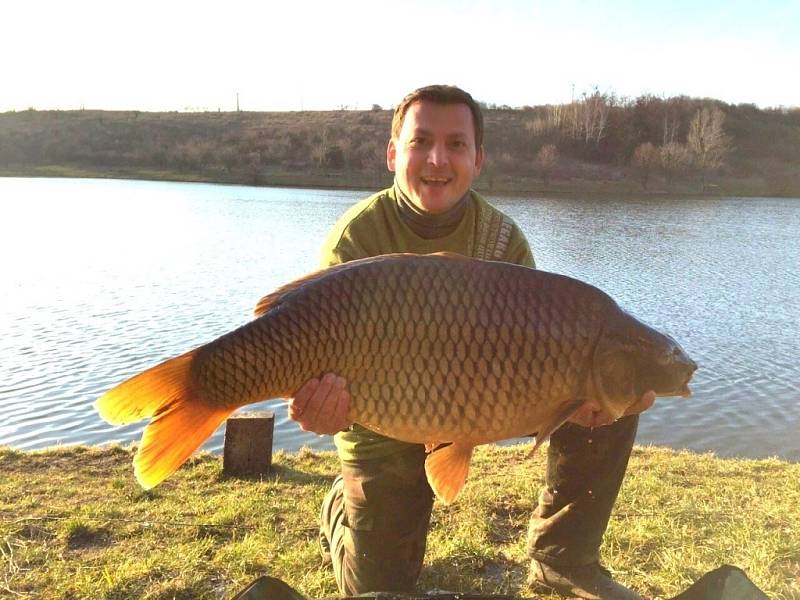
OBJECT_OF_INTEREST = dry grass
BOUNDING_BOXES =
[1,444,797,599]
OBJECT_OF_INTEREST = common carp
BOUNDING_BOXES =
[96,253,696,502]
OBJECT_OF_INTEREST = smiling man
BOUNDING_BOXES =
[287,85,652,600]
[388,99,484,214]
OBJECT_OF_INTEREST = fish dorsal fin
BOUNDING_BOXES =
[529,398,585,456]
[429,251,468,260]
[424,442,474,504]
[254,262,351,317]
[253,253,467,317]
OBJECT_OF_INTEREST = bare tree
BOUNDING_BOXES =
[631,142,659,190]
[659,142,691,185]
[663,113,680,145]
[562,89,615,147]
[583,90,611,145]
[526,105,565,137]
[686,106,733,191]
[534,144,559,185]
[313,127,330,169]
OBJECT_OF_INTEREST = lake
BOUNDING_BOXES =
[1,177,798,461]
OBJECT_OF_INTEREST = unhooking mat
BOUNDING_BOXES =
[230,564,769,600]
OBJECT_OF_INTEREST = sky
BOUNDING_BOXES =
[2,0,798,113]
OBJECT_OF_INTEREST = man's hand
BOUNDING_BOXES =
[567,391,656,428]
[288,373,352,435]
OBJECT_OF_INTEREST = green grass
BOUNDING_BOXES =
[1,444,797,599]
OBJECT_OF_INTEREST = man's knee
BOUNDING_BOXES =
[321,449,434,594]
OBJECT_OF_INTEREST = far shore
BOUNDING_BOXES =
[2,164,794,201]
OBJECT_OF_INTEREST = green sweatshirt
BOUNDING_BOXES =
[320,185,535,461]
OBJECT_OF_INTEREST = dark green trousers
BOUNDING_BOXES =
[320,416,638,594]
[319,445,434,595]
[527,415,639,566]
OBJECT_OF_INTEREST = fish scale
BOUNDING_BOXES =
[96,252,697,502]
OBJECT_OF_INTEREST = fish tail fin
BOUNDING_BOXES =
[95,350,198,425]
[134,398,233,489]
[94,349,233,489]
[424,442,474,504]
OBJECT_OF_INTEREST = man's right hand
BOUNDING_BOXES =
[288,373,352,435]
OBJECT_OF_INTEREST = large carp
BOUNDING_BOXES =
[96,253,696,502]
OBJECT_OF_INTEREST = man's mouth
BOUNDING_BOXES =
[420,176,452,186]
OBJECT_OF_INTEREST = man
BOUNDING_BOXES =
[289,85,655,600]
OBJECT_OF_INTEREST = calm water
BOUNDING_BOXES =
[1,177,798,460]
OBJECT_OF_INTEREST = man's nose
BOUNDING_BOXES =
[427,142,449,167]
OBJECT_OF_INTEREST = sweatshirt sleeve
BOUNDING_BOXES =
[505,227,536,269]
[320,228,367,267]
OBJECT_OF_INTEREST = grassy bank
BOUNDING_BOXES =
[1,444,798,599]
[0,164,391,193]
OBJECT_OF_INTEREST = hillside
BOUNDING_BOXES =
[1,95,799,196]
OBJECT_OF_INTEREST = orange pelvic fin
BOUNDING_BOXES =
[94,349,234,489]
[424,442,474,504]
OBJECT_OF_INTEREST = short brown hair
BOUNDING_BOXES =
[391,85,484,148]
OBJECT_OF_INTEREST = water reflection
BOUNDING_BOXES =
[1,178,798,460]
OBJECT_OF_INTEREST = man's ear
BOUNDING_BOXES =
[387,139,397,172]
[474,144,484,175]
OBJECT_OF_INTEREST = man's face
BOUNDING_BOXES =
[387,101,484,214]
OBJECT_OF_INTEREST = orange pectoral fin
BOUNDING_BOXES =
[529,398,584,457]
[424,442,474,504]
[424,441,444,453]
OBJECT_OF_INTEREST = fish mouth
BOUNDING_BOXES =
[655,384,691,398]
[680,361,698,397]
[656,369,696,398]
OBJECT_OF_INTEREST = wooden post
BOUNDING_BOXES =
[223,411,274,477]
